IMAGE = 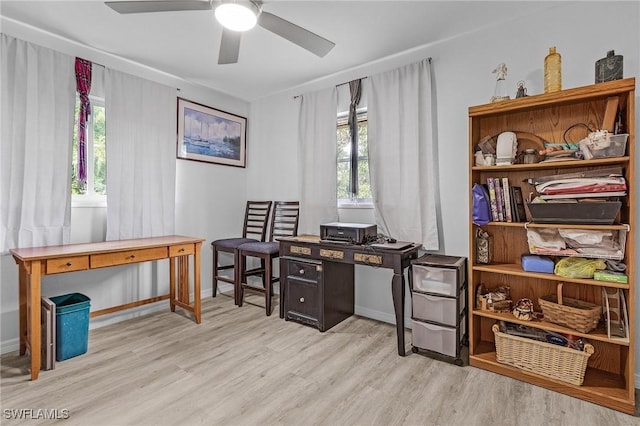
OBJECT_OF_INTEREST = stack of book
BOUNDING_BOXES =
[486,177,526,222]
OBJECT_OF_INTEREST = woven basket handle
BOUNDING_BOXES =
[557,282,564,305]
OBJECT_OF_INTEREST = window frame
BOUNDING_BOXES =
[337,107,372,209]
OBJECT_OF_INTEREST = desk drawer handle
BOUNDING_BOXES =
[129,255,136,259]
[299,297,305,303]
[179,248,185,253]
[66,262,72,267]
[299,269,305,275]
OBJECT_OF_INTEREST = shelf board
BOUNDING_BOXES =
[472,156,629,171]
[482,222,630,231]
[469,347,635,415]
[471,263,630,289]
[468,78,636,116]
[471,309,630,346]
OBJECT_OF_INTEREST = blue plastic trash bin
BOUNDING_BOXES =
[50,293,91,361]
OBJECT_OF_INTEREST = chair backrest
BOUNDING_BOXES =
[243,201,273,241]
[268,201,300,242]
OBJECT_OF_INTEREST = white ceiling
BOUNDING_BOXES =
[0,0,558,101]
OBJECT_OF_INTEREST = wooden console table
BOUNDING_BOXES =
[278,236,421,356]
[10,235,205,380]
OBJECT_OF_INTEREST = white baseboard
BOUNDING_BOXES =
[1,338,20,355]
[354,305,412,329]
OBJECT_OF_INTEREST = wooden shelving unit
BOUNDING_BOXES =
[467,78,636,414]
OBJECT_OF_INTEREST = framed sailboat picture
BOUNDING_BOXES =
[177,98,247,167]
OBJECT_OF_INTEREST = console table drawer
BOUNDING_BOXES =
[91,247,168,268]
[169,244,195,257]
[46,256,89,274]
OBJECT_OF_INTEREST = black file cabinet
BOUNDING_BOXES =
[409,254,467,365]
[281,256,354,332]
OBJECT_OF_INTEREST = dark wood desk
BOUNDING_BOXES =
[278,236,421,356]
[10,235,205,380]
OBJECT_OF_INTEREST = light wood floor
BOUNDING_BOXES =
[1,293,638,426]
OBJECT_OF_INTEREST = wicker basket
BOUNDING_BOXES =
[492,324,594,386]
[538,283,602,333]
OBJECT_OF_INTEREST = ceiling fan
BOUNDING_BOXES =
[104,0,336,64]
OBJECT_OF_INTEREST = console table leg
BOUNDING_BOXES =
[391,272,406,356]
[169,257,176,312]
[18,265,27,355]
[28,261,42,380]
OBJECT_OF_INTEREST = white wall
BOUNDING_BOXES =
[0,18,250,351]
[247,1,640,377]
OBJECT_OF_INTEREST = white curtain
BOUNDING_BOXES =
[0,35,75,252]
[366,58,439,250]
[297,87,339,235]
[105,69,176,240]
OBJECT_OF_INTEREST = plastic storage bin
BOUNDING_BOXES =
[584,133,628,159]
[50,293,90,361]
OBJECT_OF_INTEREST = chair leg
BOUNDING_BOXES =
[265,256,272,316]
[232,248,240,306]
[212,247,219,298]
[260,258,266,288]
[238,252,246,307]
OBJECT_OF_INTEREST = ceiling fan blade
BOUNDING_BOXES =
[258,11,335,58]
[105,0,212,14]
[218,28,241,64]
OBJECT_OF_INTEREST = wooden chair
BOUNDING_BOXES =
[211,201,272,305]
[237,201,300,315]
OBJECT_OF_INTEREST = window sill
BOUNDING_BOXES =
[72,195,107,208]
[338,201,374,209]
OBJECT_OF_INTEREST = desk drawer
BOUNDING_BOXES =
[169,244,195,257]
[46,256,89,274]
[91,247,167,268]
[286,278,319,321]
[286,258,321,280]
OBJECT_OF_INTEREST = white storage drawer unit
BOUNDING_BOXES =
[410,254,467,365]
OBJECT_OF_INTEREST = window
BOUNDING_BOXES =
[72,95,106,204]
[337,108,371,206]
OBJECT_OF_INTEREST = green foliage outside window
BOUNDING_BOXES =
[337,114,370,201]
[72,99,106,195]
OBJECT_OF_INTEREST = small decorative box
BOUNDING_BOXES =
[521,255,554,274]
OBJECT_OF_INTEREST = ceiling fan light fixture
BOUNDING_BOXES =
[215,1,258,32]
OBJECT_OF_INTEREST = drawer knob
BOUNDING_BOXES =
[299,269,305,275]
[66,262,72,267]
[299,297,305,303]
[129,255,136,259]
[179,248,185,253]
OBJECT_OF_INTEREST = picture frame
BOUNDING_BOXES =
[177,98,246,167]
